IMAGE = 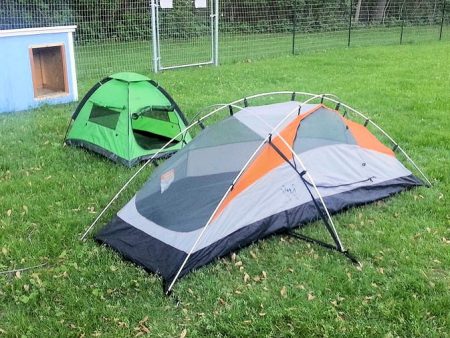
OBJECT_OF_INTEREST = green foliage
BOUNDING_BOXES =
[0,41,449,336]
[73,0,151,42]
[0,0,73,30]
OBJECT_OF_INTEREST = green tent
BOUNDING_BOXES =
[65,72,191,166]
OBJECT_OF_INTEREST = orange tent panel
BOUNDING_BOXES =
[345,119,394,157]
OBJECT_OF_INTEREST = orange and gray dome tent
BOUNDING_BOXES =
[82,92,431,294]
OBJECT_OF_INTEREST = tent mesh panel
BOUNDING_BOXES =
[88,105,121,130]
[134,116,264,232]
[294,107,356,153]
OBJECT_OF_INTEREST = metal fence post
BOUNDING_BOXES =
[292,3,297,55]
[348,0,353,47]
[440,0,446,40]
[214,0,219,66]
[151,0,159,73]
[400,19,404,44]
[400,7,405,44]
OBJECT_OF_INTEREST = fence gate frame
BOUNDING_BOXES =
[151,0,219,73]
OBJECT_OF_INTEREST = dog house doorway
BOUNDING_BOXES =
[29,44,69,98]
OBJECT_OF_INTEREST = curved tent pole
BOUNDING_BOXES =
[245,110,347,252]
[80,92,327,240]
[320,97,432,187]
[273,135,345,251]
[242,104,343,249]
[266,136,360,264]
[81,99,271,240]
[242,92,430,187]
[242,91,338,102]
[165,95,325,294]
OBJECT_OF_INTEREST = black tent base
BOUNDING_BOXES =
[287,231,360,265]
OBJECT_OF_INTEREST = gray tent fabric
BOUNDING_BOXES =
[96,102,423,292]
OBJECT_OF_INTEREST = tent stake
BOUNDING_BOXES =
[164,287,181,305]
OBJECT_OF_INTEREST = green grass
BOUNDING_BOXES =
[1,41,449,337]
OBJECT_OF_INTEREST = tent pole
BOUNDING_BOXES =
[165,96,324,294]
[268,133,346,253]
[165,132,269,294]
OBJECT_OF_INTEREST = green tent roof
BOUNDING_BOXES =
[65,72,191,166]
[110,72,152,83]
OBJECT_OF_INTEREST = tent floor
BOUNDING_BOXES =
[133,130,177,150]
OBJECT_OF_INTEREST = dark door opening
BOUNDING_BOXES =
[29,44,68,98]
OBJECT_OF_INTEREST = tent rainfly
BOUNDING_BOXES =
[90,93,430,294]
[65,72,191,166]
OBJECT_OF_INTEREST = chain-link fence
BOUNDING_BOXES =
[1,0,153,79]
[1,0,448,79]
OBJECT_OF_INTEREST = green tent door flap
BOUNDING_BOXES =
[65,72,192,166]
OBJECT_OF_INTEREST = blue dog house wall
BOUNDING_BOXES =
[0,26,78,114]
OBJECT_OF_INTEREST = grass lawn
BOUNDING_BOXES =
[1,41,449,337]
